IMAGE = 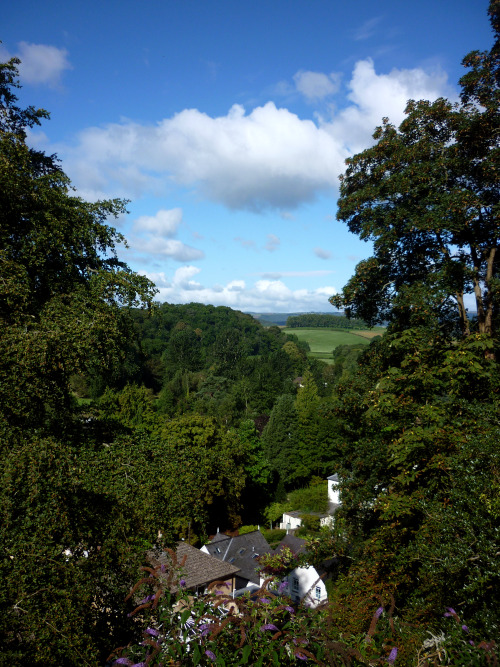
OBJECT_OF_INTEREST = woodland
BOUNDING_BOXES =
[0,2,499,664]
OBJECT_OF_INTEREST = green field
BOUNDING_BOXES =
[283,327,385,363]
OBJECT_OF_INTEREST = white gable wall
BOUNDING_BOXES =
[328,475,340,505]
[282,566,327,608]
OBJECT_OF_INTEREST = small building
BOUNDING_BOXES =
[327,473,341,507]
[279,474,341,531]
[149,541,240,595]
[201,530,272,591]
[272,535,331,608]
[281,565,328,607]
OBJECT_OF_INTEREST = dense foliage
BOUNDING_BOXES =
[2,3,500,663]
[286,313,368,329]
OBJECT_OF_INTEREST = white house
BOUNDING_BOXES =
[327,473,340,506]
[279,474,341,531]
[280,565,328,607]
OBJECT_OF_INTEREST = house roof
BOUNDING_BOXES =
[274,534,307,556]
[204,531,272,585]
[327,474,339,482]
[150,542,240,592]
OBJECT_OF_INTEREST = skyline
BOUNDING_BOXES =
[2,1,493,312]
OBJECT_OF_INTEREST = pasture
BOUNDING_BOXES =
[283,327,385,363]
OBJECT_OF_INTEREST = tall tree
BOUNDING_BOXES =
[330,2,499,339]
[0,57,156,663]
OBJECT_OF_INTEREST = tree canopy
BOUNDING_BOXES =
[330,2,499,339]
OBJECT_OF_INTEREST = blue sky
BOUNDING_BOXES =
[2,0,493,312]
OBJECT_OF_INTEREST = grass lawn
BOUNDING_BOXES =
[283,327,385,363]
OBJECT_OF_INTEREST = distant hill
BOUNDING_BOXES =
[247,311,344,327]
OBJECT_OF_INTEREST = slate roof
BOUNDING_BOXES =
[149,542,240,592]
[203,531,272,585]
[274,534,307,556]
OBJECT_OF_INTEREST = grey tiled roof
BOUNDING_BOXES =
[274,534,307,556]
[150,542,240,592]
[204,531,272,585]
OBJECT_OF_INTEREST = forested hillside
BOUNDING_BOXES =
[286,313,368,328]
[1,2,499,664]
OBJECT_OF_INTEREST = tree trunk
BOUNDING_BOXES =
[455,291,470,337]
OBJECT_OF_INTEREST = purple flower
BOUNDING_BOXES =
[387,647,398,664]
[260,623,279,632]
[462,625,469,633]
[138,594,155,604]
[278,580,288,593]
[285,606,295,614]
[145,627,159,637]
[375,606,384,619]
[205,650,217,661]
[469,640,475,646]
[180,578,186,588]
[259,597,271,603]
[295,652,308,661]
[112,660,133,666]
[444,606,457,617]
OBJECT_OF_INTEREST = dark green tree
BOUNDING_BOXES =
[327,5,500,639]
[261,394,300,486]
[330,2,499,339]
[0,56,156,664]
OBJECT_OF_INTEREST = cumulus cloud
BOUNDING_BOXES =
[1,42,72,87]
[134,208,183,237]
[144,266,337,312]
[128,207,204,262]
[294,70,341,100]
[59,59,452,211]
[133,237,204,262]
[324,58,454,154]
[314,246,332,259]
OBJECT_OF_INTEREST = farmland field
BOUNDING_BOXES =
[283,327,385,363]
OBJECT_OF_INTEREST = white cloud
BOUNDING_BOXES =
[265,234,280,252]
[234,237,257,250]
[127,207,204,262]
[58,59,452,211]
[324,58,454,155]
[1,42,72,87]
[144,267,337,312]
[314,247,332,260]
[293,70,341,100]
[134,208,183,237]
[133,237,204,262]
[259,270,334,278]
[353,17,382,41]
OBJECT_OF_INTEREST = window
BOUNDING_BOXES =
[315,586,322,600]
[292,577,299,592]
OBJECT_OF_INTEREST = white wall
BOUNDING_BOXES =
[328,475,340,505]
[280,513,302,530]
[282,566,327,608]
